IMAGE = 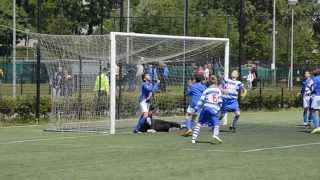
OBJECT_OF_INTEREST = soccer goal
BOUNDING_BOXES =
[33,33,111,133]
[33,32,229,134]
[110,32,229,134]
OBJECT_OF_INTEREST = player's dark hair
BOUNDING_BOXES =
[194,74,203,82]
[313,69,320,76]
[304,69,310,74]
[207,75,218,86]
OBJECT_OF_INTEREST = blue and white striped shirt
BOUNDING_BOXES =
[194,86,222,113]
[301,78,313,96]
[221,78,244,99]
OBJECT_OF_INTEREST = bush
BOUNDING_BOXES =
[0,95,51,124]
[0,88,302,124]
[0,96,15,118]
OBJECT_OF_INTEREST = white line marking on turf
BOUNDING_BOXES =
[0,125,41,128]
[0,134,106,145]
[242,142,320,153]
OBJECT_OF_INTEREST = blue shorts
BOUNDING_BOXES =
[198,107,220,127]
[222,98,240,113]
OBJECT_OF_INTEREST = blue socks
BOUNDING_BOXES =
[312,111,319,128]
[232,115,240,128]
[135,114,146,131]
[186,119,193,130]
[303,110,308,124]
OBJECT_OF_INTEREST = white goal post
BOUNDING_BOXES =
[109,32,230,134]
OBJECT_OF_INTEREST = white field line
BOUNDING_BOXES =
[242,142,320,153]
[0,124,41,128]
[1,131,319,154]
[0,134,106,145]
[0,135,235,153]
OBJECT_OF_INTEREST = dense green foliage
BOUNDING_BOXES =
[0,95,51,123]
[0,89,302,124]
[1,0,320,63]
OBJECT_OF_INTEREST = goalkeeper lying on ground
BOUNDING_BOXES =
[136,106,185,133]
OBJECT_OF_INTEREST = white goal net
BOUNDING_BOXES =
[32,32,229,134]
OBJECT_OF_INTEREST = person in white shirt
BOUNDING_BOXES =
[246,69,254,89]
[204,64,210,81]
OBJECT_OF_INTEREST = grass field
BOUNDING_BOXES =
[0,109,319,180]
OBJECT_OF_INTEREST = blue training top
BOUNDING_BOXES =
[139,81,160,102]
[301,78,313,96]
[187,82,207,108]
[312,75,320,96]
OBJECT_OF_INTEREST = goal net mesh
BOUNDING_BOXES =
[32,32,229,134]
[32,34,111,132]
[111,33,228,133]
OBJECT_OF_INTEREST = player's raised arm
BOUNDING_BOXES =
[143,79,160,94]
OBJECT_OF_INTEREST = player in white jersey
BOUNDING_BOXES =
[192,75,223,144]
[221,70,247,132]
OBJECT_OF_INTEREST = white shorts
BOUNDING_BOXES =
[303,95,311,109]
[311,95,320,110]
[187,105,196,114]
[140,100,150,113]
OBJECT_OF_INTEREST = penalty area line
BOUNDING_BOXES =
[242,142,320,153]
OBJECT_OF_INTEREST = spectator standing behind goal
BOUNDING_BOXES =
[163,64,169,87]
[136,63,144,87]
[52,67,64,99]
[251,66,258,89]
[127,64,137,92]
[204,64,210,81]
[95,68,109,97]
[158,63,169,92]
[63,70,73,97]
[246,68,254,90]
[0,68,4,83]
[148,64,158,84]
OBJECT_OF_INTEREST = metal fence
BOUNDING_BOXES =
[0,59,313,97]
[0,58,50,96]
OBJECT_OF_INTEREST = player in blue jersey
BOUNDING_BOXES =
[311,69,320,134]
[301,70,313,127]
[192,75,223,144]
[183,75,207,136]
[134,73,160,133]
[220,70,247,133]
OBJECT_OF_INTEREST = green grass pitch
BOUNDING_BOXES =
[0,109,319,180]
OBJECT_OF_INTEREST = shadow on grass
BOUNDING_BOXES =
[196,140,217,145]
